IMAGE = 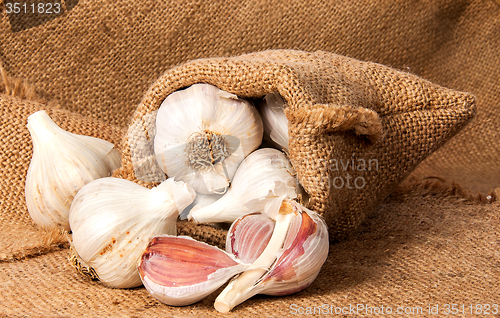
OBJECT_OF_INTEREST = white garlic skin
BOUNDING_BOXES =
[188,148,299,224]
[25,110,121,231]
[69,177,195,288]
[259,93,289,152]
[154,83,263,194]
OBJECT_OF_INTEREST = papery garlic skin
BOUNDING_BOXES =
[188,148,299,224]
[214,200,329,313]
[259,93,289,152]
[69,177,195,288]
[25,110,121,231]
[154,83,263,194]
[139,235,250,306]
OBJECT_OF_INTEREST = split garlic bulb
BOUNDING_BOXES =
[215,200,329,312]
[25,110,121,231]
[259,93,289,152]
[69,177,195,288]
[188,148,299,224]
[137,199,329,311]
[154,83,263,194]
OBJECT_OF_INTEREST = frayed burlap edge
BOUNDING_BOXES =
[393,175,499,204]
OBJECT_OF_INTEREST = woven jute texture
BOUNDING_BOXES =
[0,193,498,317]
[0,0,499,316]
[116,49,475,242]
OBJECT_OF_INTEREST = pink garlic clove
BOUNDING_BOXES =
[138,235,249,306]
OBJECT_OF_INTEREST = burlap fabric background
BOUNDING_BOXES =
[1,0,499,317]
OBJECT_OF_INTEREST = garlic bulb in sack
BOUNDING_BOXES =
[69,177,195,288]
[25,110,121,231]
[188,148,299,224]
[154,83,263,194]
[215,199,329,313]
[259,93,289,152]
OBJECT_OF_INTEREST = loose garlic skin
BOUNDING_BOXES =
[188,148,299,224]
[69,177,195,289]
[154,83,263,194]
[25,110,121,231]
[259,93,289,152]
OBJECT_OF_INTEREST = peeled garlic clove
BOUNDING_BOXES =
[138,235,250,306]
[188,148,299,224]
[226,213,275,264]
[154,83,263,194]
[69,177,195,288]
[214,200,329,313]
[25,110,121,231]
[259,93,289,152]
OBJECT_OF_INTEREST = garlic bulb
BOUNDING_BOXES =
[138,235,250,306]
[215,200,329,313]
[188,148,299,224]
[25,110,121,231]
[259,93,289,152]
[69,177,195,288]
[154,83,263,194]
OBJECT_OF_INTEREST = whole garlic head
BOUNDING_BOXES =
[25,110,121,231]
[154,83,263,194]
[69,177,195,288]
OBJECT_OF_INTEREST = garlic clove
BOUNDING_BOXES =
[138,235,250,306]
[226,213,275,264]
[154,83,263,194]
[69,177,195,288]
[214,200,329,313]
[188,148,299,224]
[25,110,121,231]
[259,93,289,152]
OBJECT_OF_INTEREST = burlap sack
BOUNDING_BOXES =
[115,49,475,241]
[1,0,499,316]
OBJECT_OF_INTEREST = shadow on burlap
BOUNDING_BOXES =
[0,0,499,316]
